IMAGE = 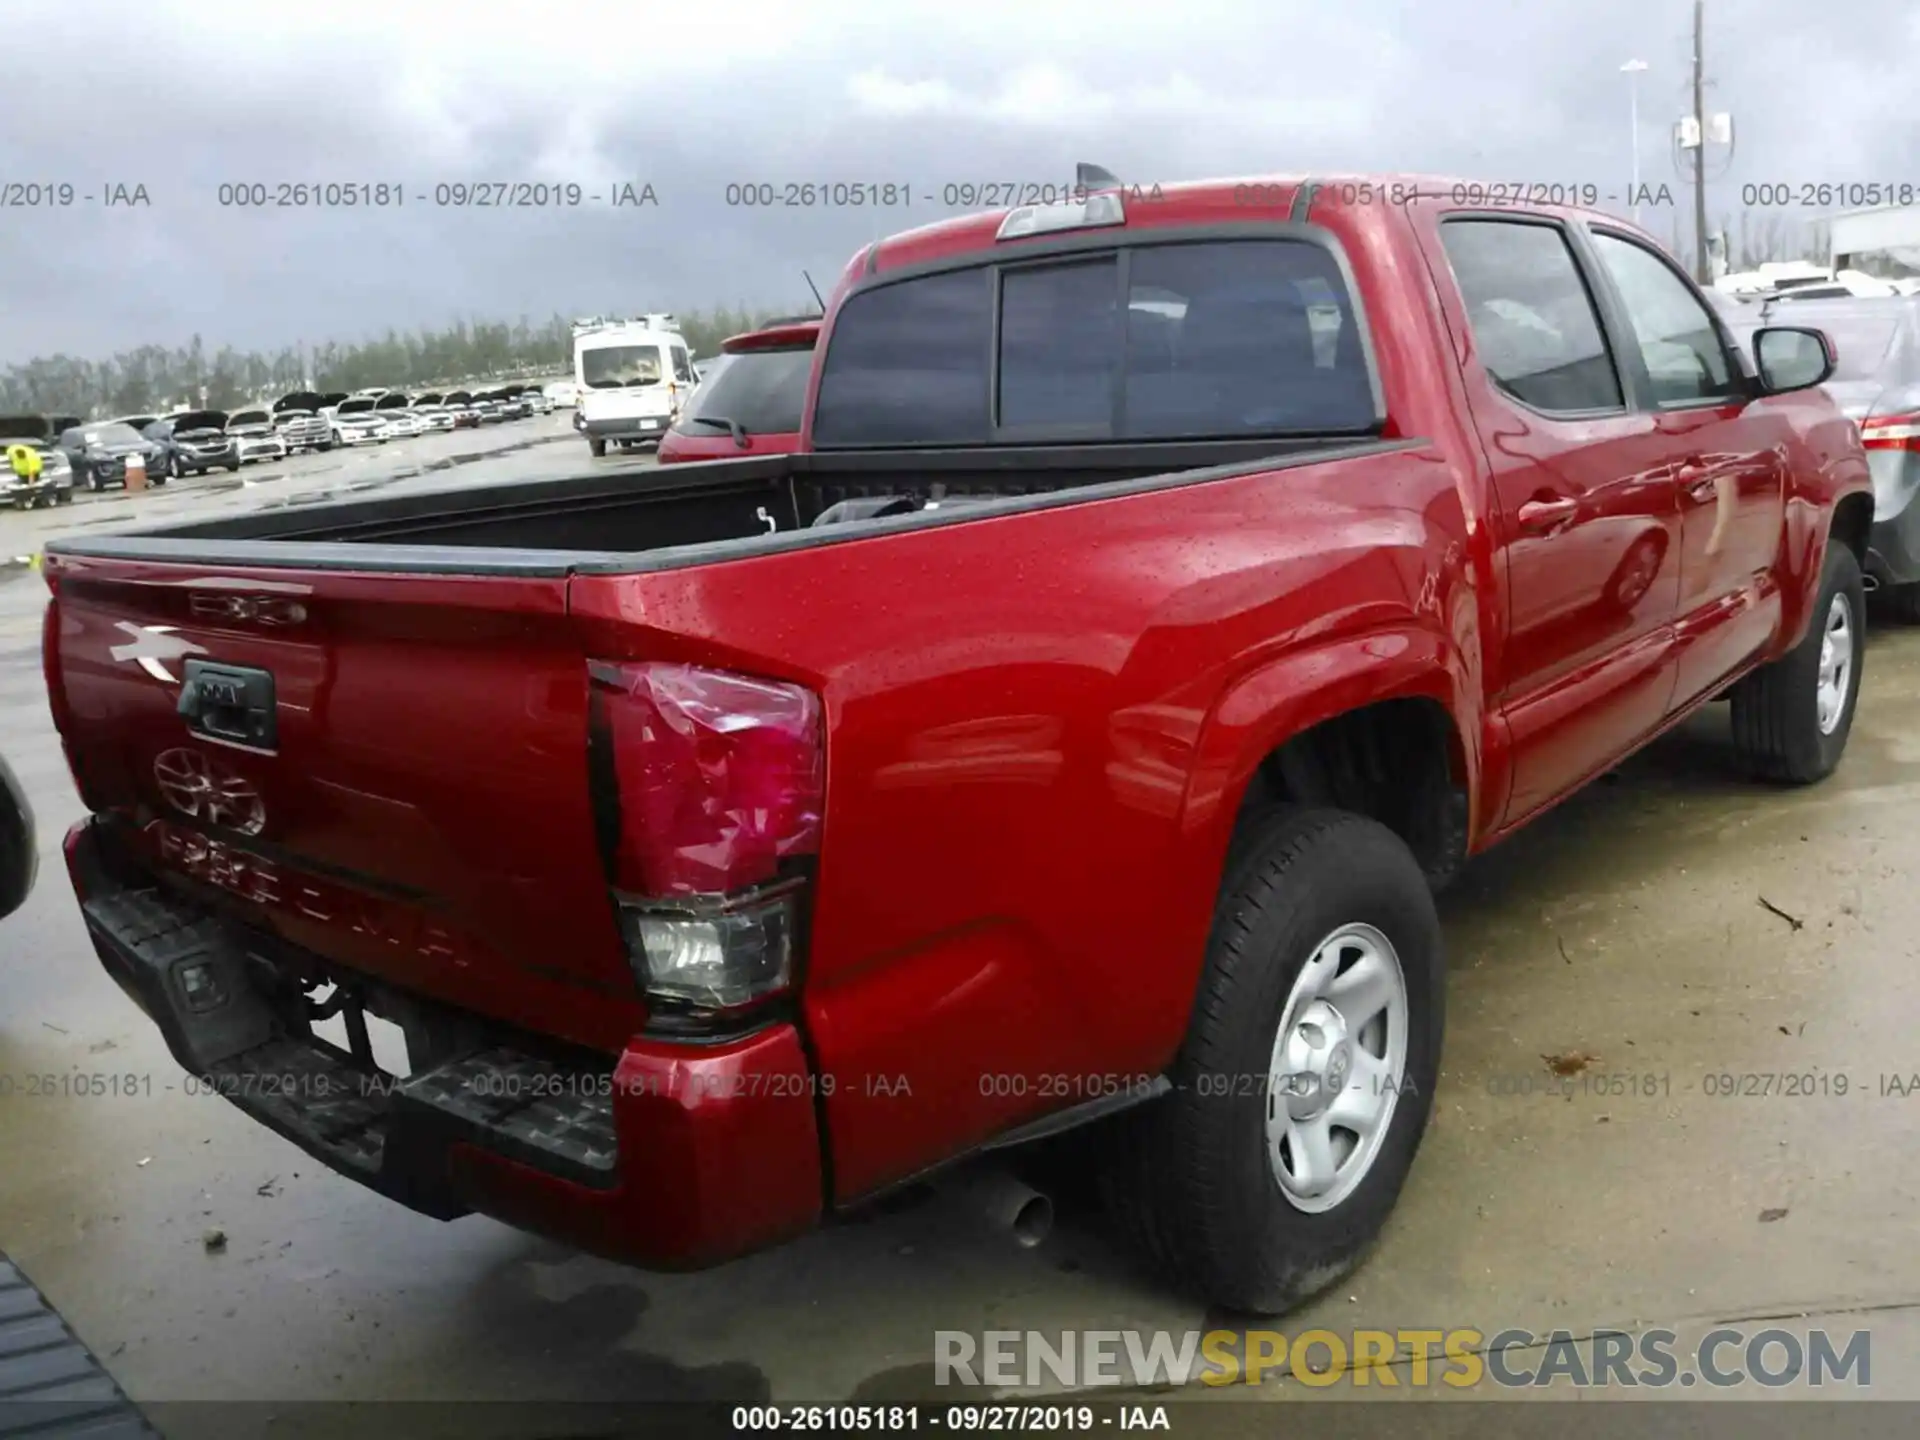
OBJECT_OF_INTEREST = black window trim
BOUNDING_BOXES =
[1435,210,1634,423]
[813,220,1389,451]
[1577,223,1757,411]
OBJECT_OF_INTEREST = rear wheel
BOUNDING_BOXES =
[1101,807,1444,1313]
[1730,541,1864,783]
[588,437,608,458]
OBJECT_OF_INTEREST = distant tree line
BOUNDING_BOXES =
[0,305,798,421]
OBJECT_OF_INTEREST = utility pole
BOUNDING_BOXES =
[1690,0,1710,281]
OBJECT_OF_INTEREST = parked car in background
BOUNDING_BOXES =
[542,380,580,407]
[271,396,334,453]
[0,416,75,508]
[659,319,821,464]
[470,399,504,424]
[1760,296,1920,618]
[379,411,424,440]
[55,420,168,492]
[413,405,458,433]
[0,753,33,923]
[141,411,241,477]
[575,317,695,454]
[439,392,480,428]
[329,398,391,446]
[224,410,289,465]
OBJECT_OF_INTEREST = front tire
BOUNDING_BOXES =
[1730,541,1864,783]
[588,437,607,458]
[1101,807,1444,1313]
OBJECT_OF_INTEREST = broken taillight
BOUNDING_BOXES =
[587,660,824,1013]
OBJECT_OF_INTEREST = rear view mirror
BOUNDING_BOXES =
[1753,327,1834,394]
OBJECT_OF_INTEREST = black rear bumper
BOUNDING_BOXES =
[71,824,620,1223]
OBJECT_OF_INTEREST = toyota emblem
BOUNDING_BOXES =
[153,748,267,836]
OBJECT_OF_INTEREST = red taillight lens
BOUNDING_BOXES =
[1859,412,1920,451]
[588,660,824,1013]
[590,661,823,897]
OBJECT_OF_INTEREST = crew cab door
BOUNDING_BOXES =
[1580,228,1786,710]
[1420,211,1683,825]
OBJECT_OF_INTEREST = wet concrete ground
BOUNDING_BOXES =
[3,452,1919,1425]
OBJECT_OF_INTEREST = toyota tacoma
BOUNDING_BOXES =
[38,175,1870,1311]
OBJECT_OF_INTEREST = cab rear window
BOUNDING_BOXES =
[812,238,1378,447]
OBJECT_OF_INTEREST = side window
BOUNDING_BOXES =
[671,345,694,384]
[58,429,81,448]
[813,266,993,446]
[1439,220,1623,414]
[1588,232,1742,405]
[1121,241,1375,438]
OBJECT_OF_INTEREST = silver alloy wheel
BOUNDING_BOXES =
[1816,591,1854,736]
[1265,922,1409,1213]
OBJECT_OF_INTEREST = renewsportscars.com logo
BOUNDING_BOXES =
[935,1326,1872,1390]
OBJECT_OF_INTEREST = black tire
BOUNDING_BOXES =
[87,471,102,493]
[167,453,181,479]
[226,460,241,472]
[588,437,607,458]
[56,489,72,505]
[1100,807,1444,1313]
[1730,542,1864,784]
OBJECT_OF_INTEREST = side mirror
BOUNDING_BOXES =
[1752,327,1835,394]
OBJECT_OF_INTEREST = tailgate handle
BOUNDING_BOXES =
[177,660,278,751]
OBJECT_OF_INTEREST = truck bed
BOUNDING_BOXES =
[47,438,1399,573]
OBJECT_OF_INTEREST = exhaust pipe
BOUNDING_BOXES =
[958,1169,1054,1249]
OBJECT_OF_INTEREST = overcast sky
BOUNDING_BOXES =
[4,0,1914,363]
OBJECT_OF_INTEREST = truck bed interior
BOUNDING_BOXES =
[52,437,1402,573]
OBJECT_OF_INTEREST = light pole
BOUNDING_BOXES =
[1621,59,1649,224]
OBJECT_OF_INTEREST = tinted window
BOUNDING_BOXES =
[1121,242,1374,438]
[999,259,1121,432]
[1440,221,1623,412]
[813,266,993,445]
[1589,232,1742,404]
[680,346,815,434]
[813,240,1374,446]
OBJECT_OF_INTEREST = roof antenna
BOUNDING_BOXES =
[803,270,826,317]
[1076,163,1122,191]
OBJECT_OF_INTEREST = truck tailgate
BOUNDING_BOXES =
[45,558,644,1053]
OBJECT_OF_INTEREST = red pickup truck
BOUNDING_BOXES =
[40,175,1870,1313]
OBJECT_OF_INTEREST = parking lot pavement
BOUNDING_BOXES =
[4,449,1920,1420]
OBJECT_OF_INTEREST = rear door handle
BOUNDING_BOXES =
[1516,497,1579,534]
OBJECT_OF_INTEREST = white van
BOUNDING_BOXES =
[574,320,695,456]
